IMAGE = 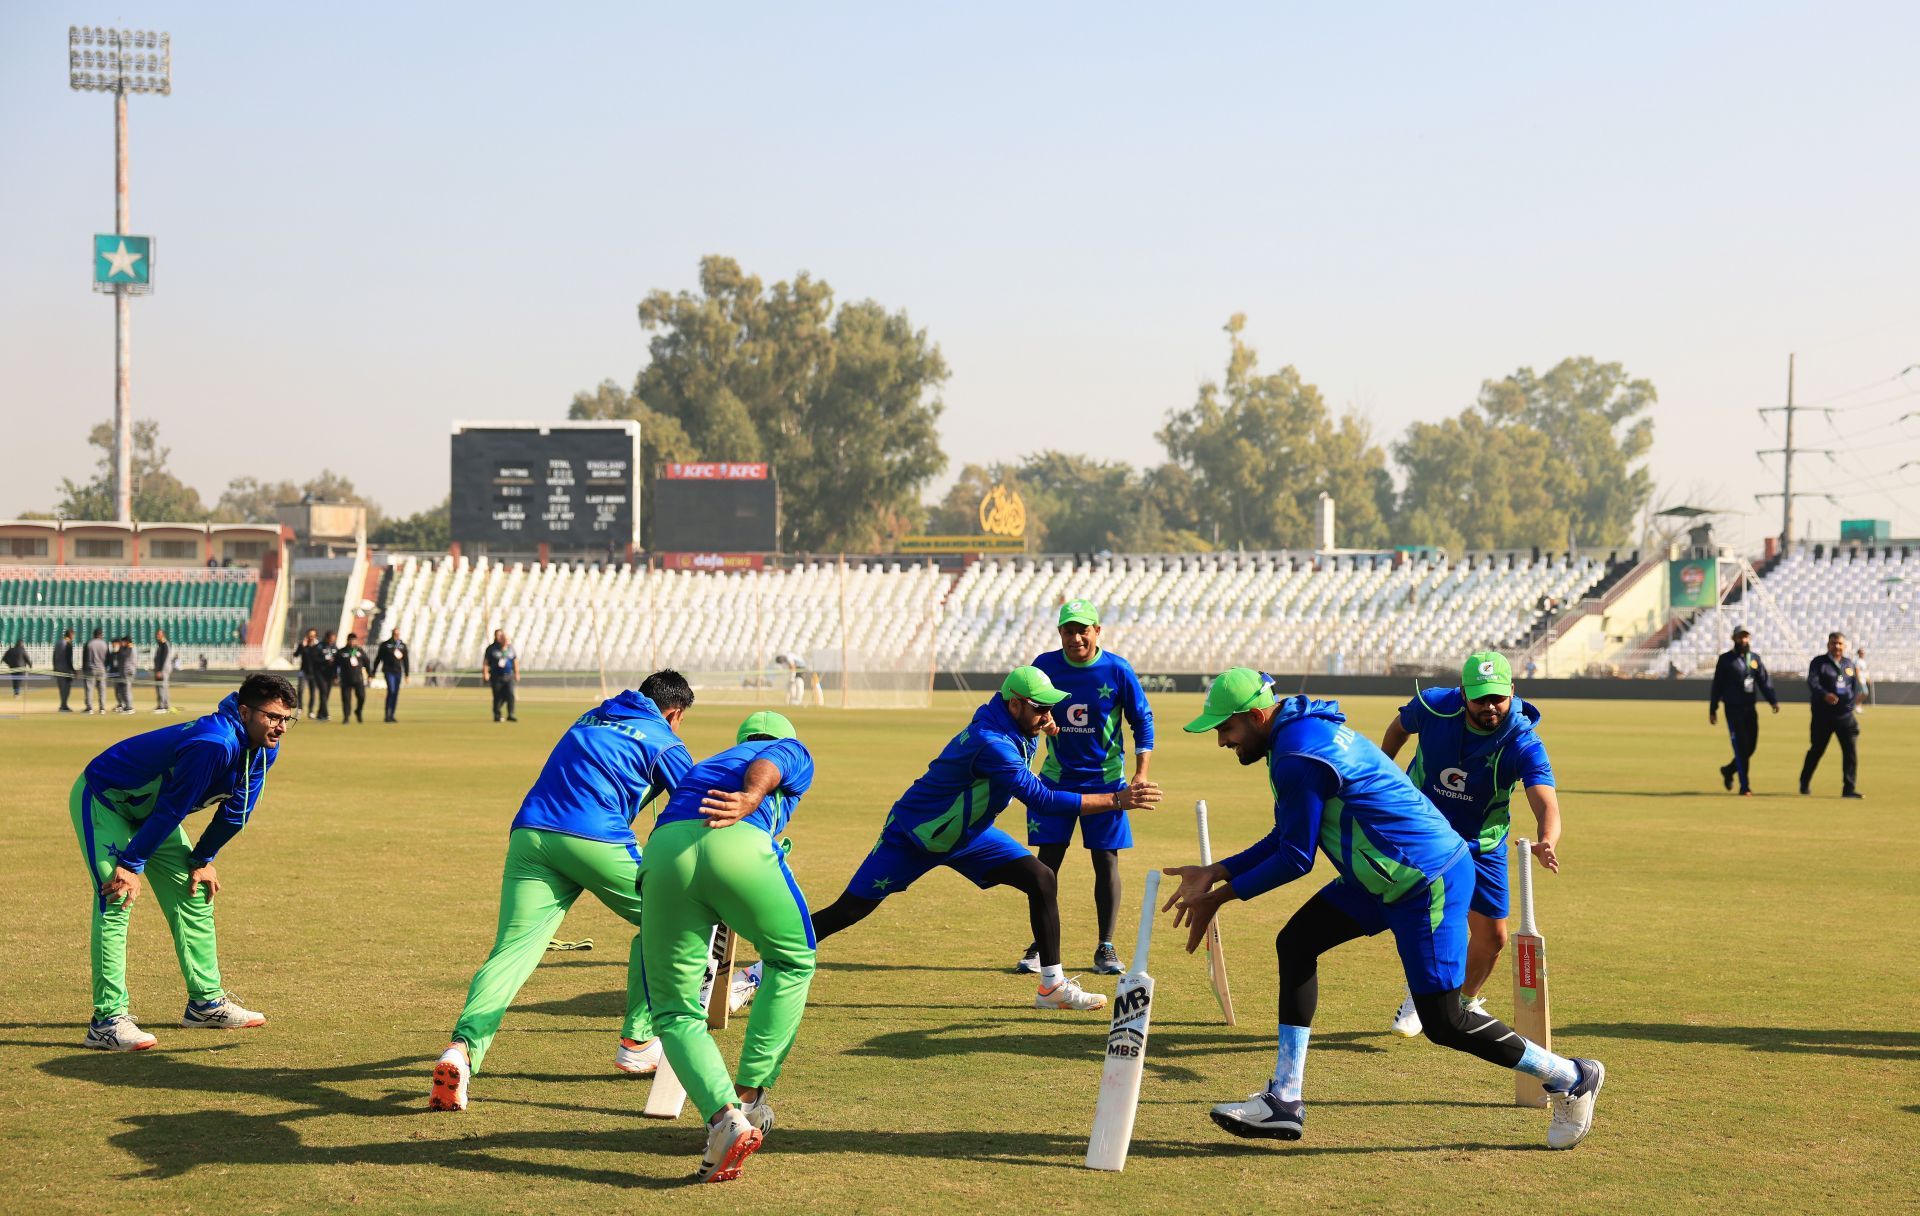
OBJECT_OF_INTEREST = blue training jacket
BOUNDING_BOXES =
[1221,695,1467,905]
[655,738,815,836]
[1397,687,1554,854]
[1031,647,1154,793]
[882,694,1081,854]
[82,692,278,872]
[511,690,693,845]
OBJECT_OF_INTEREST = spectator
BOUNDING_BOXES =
[53,627,77,713]
[83,627,110,715]
[292,628,320,717]
[114,637,137,714]
[152,628,174,714]
[335,632,370,725]
[482,628,518,723]
[3,638,28,699]
[373,628,410,723]
[313,630,340,721]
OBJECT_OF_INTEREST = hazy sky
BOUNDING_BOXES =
[4,2,1916,552]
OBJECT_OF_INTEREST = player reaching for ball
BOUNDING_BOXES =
[809,666,1161,1011]
[1163,669,1604,1150]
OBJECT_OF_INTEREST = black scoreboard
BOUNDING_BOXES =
[652,462,780,552]
[450,422,640,549]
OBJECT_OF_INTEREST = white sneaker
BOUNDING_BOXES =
[429,1044,470,1111]
[1462,995,1489,1019]
[83,1014,156,1051]
[741,1092,776,1134]
[615,1036,664,1075]
[1034,976,1107,1011]
[696,1106,764,1183]
[181,994,266,1029]
[1210,1087,1305,1140]
[1390,990,1422,1037]
[1546,1058,1604,1149]
[728,962,763,1014]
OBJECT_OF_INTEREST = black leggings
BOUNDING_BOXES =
[1035,843,1122,942]
[1275,888,1526,1069]
[813,855,1063,966]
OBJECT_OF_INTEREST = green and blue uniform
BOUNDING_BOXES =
[845,695,1080,899]
[1396,688,1554,919]
[642,739,817,1120]
[72,693,277,1019]
[450,690,692,1070]
[1026,647,1153,850]
[1220,695,1472,994]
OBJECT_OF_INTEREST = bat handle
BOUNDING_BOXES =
[1513,837,1536,936]
[1195,799,1214,866]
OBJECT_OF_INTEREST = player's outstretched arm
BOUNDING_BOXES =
[1079,779,1162,817]
[1525,784,1561,873]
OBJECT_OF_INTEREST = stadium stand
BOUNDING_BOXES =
[0,567,259,665]
[1657,547,1917,680]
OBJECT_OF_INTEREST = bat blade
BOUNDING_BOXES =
[707,926,738,1031]
[1086,871,1160,1172]
[643,924,727,1119]
[1194,800,1235,1026]
[1511,837,1551,1108]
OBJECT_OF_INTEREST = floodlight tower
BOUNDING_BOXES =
[69,26,171,523]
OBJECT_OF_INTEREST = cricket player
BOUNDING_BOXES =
[1016,598,1154,976]
[639,711,818,1183]
[71,672,299,1050]
[809,666,1161,1011]
[430,671,696,1112]
[1163,669,1603,1149]
[1377,651,1559,1037]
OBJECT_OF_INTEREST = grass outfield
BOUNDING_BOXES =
[2,686,1914,1213]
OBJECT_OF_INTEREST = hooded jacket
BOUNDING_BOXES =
[1396,687,1555,854]
[510,690,693,845]
[881,694,1081,855]
[81,693,278,871]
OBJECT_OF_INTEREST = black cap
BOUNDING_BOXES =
[1732,624,1751,638]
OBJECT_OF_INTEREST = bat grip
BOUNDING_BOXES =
[1134,870,1161,968]
[1513,837,1536,935]
[1195,799,1214,866]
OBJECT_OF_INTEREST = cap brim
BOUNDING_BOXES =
[1462,681,1513,700]
[1031,687,1071,705]
[1183,710,1230,733]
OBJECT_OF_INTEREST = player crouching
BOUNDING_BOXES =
[1167,670,1605,1150]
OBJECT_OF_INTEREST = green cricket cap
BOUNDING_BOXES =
[1183,667,1276,733]
[1058,598,1101,628]
[1001,665,1070,705]
[736,710,797,744]
[1461,650,1514,700]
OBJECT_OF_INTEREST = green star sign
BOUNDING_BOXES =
[1098,682,1116,700]
[94,234,153,288]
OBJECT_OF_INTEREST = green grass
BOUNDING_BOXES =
[2,687,1915,1213]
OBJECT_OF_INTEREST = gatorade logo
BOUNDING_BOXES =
[1067,703,1089,728]
[1436,767,1473,801]
[1478,660,1498,678]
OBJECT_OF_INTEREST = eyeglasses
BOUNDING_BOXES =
[249,707,298,728]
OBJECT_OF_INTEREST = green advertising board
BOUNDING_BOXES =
[1668,557,1719,609]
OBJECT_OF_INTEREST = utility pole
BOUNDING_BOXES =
[71,26,171,523]
[1757,352,1831,553]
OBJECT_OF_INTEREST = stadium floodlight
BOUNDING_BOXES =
[68,26,172,524]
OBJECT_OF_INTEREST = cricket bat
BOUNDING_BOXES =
[706,925,739,1031]
[1085,870,1161,1171]
[1511,837,1552,1108]
[643,923,729,1119]
[1194,800,1236,1026]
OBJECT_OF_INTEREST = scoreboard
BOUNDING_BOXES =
[652,462,780,553]
[450,421,640,549]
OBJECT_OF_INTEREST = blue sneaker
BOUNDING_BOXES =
[1210,1087,1305,1140]
[1092,943,1125,975]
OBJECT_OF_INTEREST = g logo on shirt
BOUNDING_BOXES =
[1066,703,1090,728]
[1438,767,1471,798]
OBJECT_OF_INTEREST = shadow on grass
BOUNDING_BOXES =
[1561,1023,1920,1061]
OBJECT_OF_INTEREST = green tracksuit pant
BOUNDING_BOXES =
[639,819,817,1121]
[70,776,225,1020]
[450,827,653,1072]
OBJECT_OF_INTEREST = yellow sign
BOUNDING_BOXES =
[979,483,1026,537]
[897,534,1027,553]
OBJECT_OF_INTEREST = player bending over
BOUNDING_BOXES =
[810,666,1161,1011]
[431,671,695,1112]
[71,673,298,1049]
[1163,669,1603,1150]
[640,711,818,1183]
[1378,650,1560,1036]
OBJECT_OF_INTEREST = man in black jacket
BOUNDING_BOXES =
[1707,625,1778,796]
[373,628,410,723]
[3,638,28,699]
[335,633,370,725]
[313,631,340,721]
[53,627,77,712]
[1800,631,1864,798]
[293,628,320,716]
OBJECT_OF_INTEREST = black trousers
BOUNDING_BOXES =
[55,674,73,709]
[315,677,335,719]
[490,679,517,720]
[338,680,366,721]
[1723,705,1759,789]
[1800,712,1858,794]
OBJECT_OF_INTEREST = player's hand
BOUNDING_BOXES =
[1040,717,1061,737]
[100,865,140,909]
[1825,692,1840,704]
[1770,703,1779,714]
[1158,872,1227,954]
[1115,780,1161,812]
[1707,710,1716,726]
[1531,839,1559,874]
[699,788,756,828]
[189,863,220,901]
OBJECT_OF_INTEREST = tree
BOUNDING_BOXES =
[370,497,450,550]
[1483,357,1655,547]
[55,419,206,522]
[211,472,383,528]
[596,256,949,552]
[1158,316,1393,549]
[1393,411,1570,550]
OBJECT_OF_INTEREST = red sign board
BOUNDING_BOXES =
[663,462,769,480]
[659,552,766,571]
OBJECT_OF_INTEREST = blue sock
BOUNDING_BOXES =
[1516,1040,1580,1092]
[1270,1024,1311,1101]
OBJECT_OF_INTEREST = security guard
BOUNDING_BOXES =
[335,633,371,725]
[1799,631,1863,798]
[1707,625,1778,796]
